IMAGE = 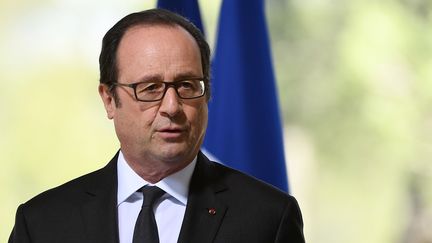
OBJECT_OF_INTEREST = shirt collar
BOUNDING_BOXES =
[117,151,196,206]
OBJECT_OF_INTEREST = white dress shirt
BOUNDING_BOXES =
[117,151,196,243]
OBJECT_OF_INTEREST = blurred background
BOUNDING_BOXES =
[1,0,431,242]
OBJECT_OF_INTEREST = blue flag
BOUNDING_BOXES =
[155,0,288,191]
[157,0,204,33]
[203,0,288,191]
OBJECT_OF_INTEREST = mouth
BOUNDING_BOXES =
[155,127,187,140]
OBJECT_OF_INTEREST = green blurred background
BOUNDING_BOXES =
[1,0,431,242]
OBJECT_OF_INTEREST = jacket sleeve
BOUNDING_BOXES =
[9,204,32,243]
[274,196,305,243]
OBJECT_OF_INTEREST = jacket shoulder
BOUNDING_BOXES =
[195,153,297,207]
[194,154,305,242]
[21,157,116,213]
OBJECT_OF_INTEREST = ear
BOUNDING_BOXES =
[98,84,116,119]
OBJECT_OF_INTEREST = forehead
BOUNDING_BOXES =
[118,23,199,54]
[115,23,204,85]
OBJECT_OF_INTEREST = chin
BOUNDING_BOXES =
[157,146,192,163]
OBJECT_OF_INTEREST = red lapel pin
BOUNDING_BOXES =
[208,208,216,215]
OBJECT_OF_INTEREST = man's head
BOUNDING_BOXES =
[99,9,211,104]
[98,9,210,182]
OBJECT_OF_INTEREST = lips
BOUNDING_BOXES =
[157,127,185,133]
[156,126,187,140]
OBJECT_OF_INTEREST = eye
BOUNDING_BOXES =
[178,81,196,90]
[137,82,164,93]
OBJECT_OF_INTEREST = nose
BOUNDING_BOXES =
[159,87,182,117]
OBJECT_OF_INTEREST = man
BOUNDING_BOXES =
[9,9,305,243]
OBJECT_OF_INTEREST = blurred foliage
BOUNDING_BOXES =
[268,0,432,242]
[1,0,431,243]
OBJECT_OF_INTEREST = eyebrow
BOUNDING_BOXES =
[174,71,204,80]
[136,71,204,83]
[137,74,164,83]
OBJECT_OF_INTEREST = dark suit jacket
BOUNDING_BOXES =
[9,151,305,243]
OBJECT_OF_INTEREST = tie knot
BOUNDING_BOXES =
[141,186,165,207]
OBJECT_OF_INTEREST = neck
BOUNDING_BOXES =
[121,152,194,184]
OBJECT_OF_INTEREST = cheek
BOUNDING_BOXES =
[200,106,208,130]
[191,103,208,134]
[139,106,159,128]
[115,104,158,136]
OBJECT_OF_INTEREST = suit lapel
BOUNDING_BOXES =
[177,152,228,243]
[80,153,120,243]
[75,151,227,243]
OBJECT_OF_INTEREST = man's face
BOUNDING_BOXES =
[100,24,208,168]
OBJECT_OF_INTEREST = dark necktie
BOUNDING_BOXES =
[133,186,165,243]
